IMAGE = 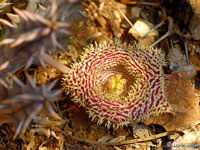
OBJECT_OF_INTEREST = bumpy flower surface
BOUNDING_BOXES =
[62,41,172,128]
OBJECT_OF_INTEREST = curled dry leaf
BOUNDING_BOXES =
[132,124,153,139]
[31,116,66,139]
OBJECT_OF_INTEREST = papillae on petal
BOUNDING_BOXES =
[62,41,172,128]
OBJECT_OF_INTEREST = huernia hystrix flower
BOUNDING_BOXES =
[62,41,172,128]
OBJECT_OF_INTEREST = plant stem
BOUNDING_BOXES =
[41,52,71,74]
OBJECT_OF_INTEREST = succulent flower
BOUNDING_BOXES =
[62,41,172,128]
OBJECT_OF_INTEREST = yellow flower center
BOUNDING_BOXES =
[105,74,127,96]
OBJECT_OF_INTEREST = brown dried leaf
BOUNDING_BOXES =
[189,0,200,16]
